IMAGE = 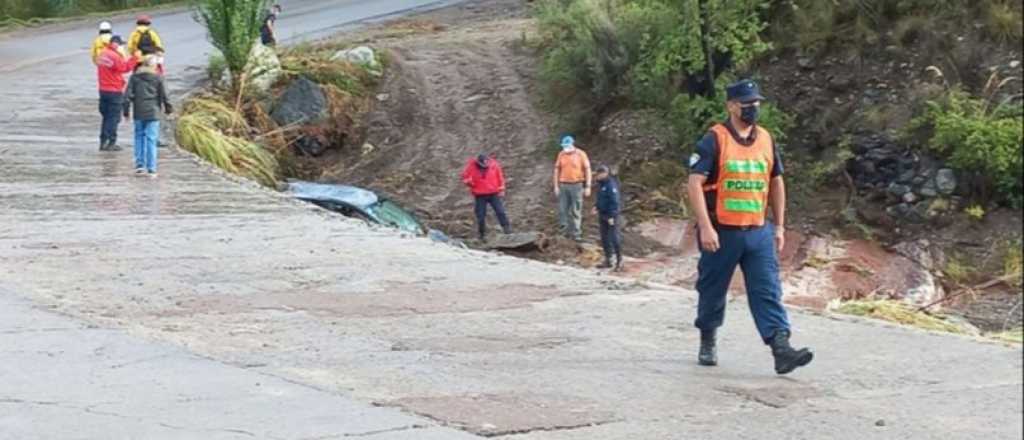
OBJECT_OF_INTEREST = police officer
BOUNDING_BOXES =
[686,79,813,375]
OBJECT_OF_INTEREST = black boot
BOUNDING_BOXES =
[597,258,613,269]
[769,330,813,375]
[698,329,717,366]
[613,254,624,272]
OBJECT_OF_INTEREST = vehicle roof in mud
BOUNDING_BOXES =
[288,181,379,209]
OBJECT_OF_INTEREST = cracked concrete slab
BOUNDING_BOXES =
[381,393,618,436]
[0,292,472,440]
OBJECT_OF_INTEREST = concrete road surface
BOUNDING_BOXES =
[0,1,1021,439]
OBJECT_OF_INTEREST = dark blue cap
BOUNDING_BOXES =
[725,79,765,103]
[110,35,125,45]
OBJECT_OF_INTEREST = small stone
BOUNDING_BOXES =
[897,170,916,183]
[919,186,938,198]
[797,57,814,69]
[887,203,912,218]
[828,77,852,92]
[376,93,390,102]
[361,143,375,156]
[902,192,918,204]
[876,419,887,427]
[1009,60,1020,69]
[463,94,488,103]
[887,183,912,197]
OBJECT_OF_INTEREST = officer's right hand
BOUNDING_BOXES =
[699,225,720,253]
[553,187,560,198]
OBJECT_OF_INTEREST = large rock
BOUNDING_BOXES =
[271,77,328,127]
[935,168,957,195]
[245,44,283,94]
[332,46,379,69]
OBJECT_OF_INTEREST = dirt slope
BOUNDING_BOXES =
[324,3,558,238]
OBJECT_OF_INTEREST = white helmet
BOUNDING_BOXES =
[99,21,112,32]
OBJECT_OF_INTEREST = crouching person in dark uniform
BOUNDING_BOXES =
[593,165,623,271]
[686,79,813,375]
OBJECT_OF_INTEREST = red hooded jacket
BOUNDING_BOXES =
[461,156,506,196]
[97,45,138,93]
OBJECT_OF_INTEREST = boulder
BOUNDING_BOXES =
[935,168,957,194]
[245,44,283,94]
[332,46,379,69]
[271,77,328,127]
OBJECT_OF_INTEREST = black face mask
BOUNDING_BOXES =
[740,105,760,125]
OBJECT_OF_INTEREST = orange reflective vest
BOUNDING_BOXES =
[702,123,774,227]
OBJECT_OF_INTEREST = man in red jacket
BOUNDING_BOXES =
[96,35,138,151]
[462,154,512,241]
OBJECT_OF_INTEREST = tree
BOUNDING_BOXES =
[639,0,770,98]
[191,0,268,89]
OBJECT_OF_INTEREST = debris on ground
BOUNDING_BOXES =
[481,232,546,252]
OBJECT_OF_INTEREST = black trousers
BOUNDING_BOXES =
[599,213,622,261]
[98,91,123,145]
[474,194,510,236]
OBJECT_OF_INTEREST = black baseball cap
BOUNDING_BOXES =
[726,79,765,103]
[110,35,125,45]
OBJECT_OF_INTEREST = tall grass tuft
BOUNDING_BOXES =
[175,97,280,187]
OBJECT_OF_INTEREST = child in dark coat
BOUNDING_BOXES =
[123,55,172,177]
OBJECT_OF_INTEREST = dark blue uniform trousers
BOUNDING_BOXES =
[694,223,790,344]
[474,194,510,236]
[98,91,123,145]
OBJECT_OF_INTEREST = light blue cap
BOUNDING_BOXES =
[560,135,575,147]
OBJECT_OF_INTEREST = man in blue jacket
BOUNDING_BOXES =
[593,165,623,271]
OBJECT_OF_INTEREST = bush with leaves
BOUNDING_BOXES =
[191,0,268,90]
[908,89,1023,207]
[533,0,773,133]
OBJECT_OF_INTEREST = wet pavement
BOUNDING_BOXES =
[1,2,1023,439]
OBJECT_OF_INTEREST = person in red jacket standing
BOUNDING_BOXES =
[462,154,512,241]
[96,35,139,151]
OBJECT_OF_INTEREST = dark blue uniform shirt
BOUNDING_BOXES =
[595,177,621,217]
[688,121,784,217]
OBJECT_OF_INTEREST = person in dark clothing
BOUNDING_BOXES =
[593,164,623,271]
[461,154,512,241]
[261,4,283,47]
[123,55,173,177]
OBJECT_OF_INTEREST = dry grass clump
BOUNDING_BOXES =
[175,97,280,187]
[834,299,968,334]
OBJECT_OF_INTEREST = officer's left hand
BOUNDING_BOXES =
[774,226,786,255]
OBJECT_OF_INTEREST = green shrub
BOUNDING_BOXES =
[983,0,1023,44]
[1,0,180,19]
[206,53,227,84]
[191,0,269,91]
[533,0,771,132]
[908,89,1023,207]
[964,204,986,221]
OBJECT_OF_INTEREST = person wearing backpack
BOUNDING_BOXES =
[124,55,173,178]
[128,15,164,73]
